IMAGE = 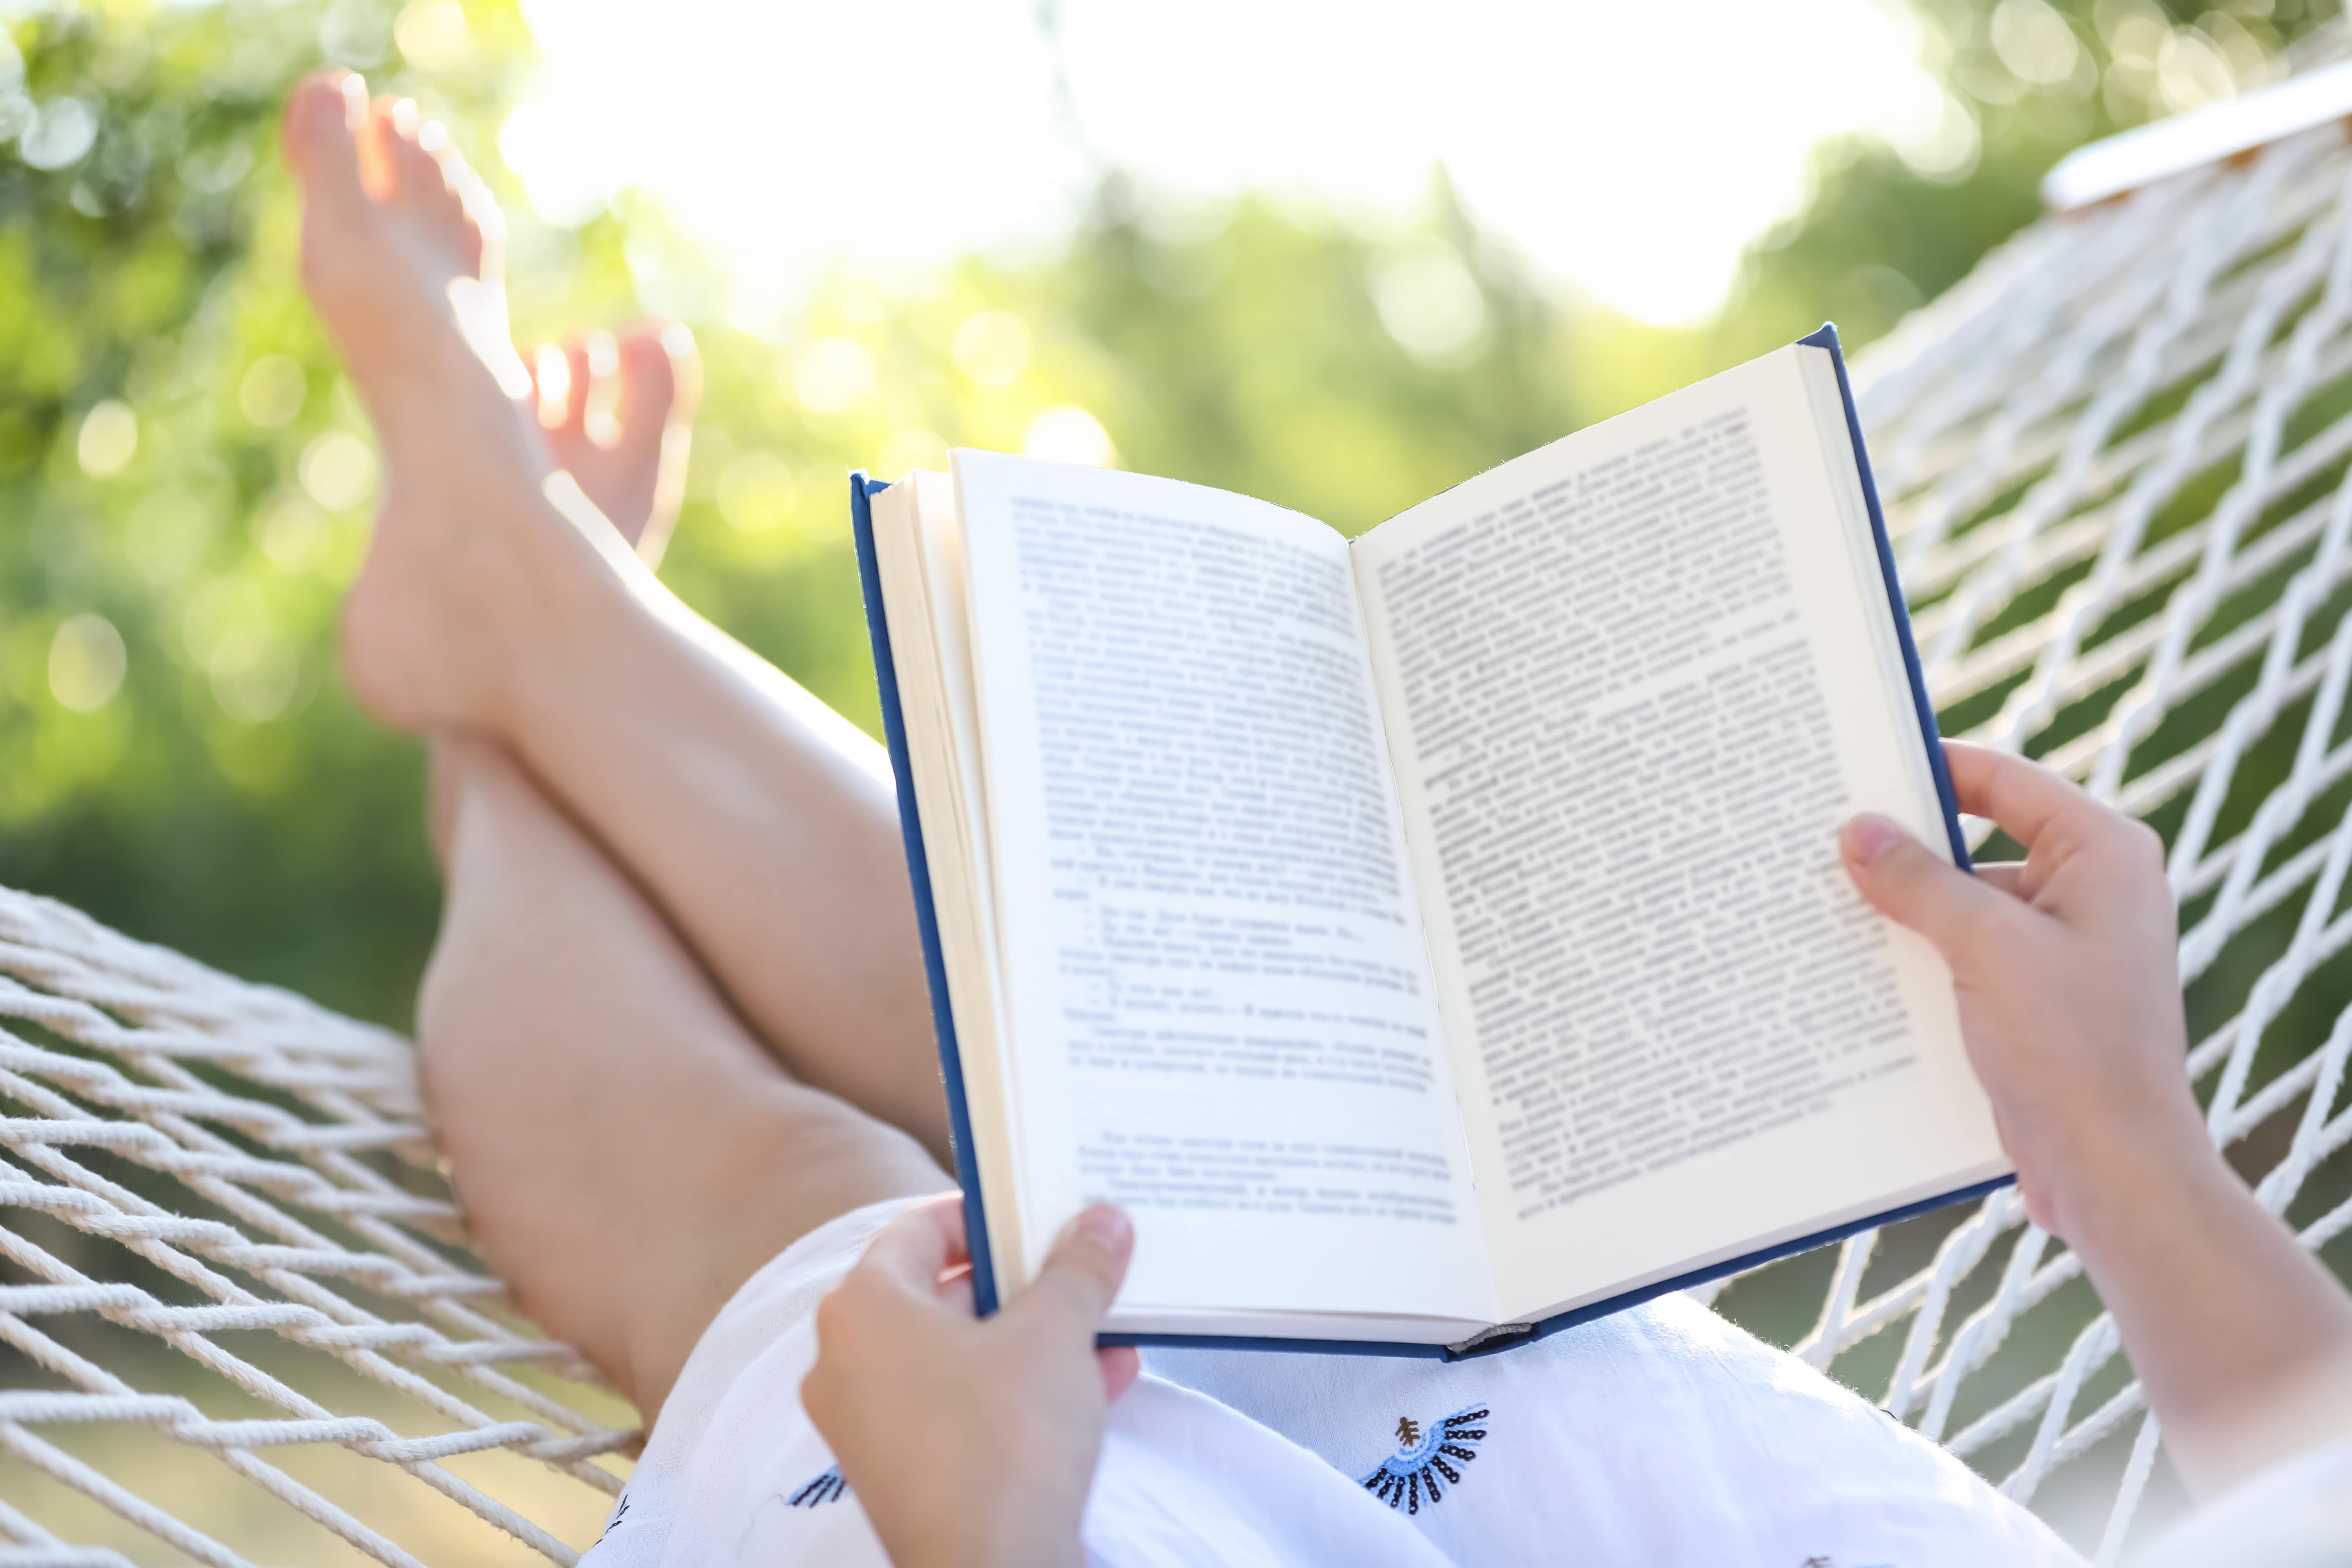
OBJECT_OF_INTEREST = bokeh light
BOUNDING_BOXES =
[299,432,379,512]
[76,400,136,478]
[791,338,876,414]
[954,310,1032,386]
[238,354,308,428]
[47,615,126,714]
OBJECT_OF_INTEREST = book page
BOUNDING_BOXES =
[1351,348,2007,1322]
[867,474,1034,1287]
[955,451,1493,1325]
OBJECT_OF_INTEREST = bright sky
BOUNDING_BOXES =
[499,0,1964,327]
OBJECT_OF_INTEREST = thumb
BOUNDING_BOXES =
[1841,812,2012,960]
[1011,1204,1133,1342]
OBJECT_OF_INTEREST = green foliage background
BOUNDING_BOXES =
[0,0,2336,1035]
[2,1,2348,1556]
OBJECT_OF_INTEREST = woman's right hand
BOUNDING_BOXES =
[1839,741,2201,1241]
[1840,742,2352,1496]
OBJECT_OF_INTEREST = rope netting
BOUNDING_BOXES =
[0,889,634,1565]
[1681,96,2352,1563]
[9,79,2352,1568]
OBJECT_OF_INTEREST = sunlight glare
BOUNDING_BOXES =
[512,0,1942,326]
[953,310,1034,386]
[1024,406,1117,467]
[791,338,877,413]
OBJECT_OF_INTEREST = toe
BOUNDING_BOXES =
[531,342,574,433]
[575,332,620,447]
[412,121,468,220]
[418,118,505,279]
[615,323,700,450]
[369,98,495,286]
[417,117,485,213]
[281,72,371,214]
[358,94,406,200]
[456,170,505,282]
[619,324,697,565]
[414,120,488,275]
[421,119,494,278]
[380,99,447,207]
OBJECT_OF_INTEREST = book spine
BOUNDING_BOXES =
[1798,323,1974,871]
[1471,1172,2016,1361]
[847,472,1000,1316]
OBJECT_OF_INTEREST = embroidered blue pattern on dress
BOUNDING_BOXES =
[1358,1405,1489,1515]
[788,1464,849,1507]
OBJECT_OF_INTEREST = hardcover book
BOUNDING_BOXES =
[850,326,2011,1358]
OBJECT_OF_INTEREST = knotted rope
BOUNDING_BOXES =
[0,888,632,1566]
[1699,105,2352,1564]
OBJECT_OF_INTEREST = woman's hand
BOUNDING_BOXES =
[802,1196,1142,1568]
[1841,742,2352,1496]
[1839,740,2202,1240]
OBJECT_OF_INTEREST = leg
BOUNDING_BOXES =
[284,76,950,1164]
[499,548,950,1156]
[420,738,946,1418]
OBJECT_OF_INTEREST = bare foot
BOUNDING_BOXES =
[285,75,528,419]
[526,324,701,568]
[286,73,686,740]
[285,73,564,734]
[284,68,699,559]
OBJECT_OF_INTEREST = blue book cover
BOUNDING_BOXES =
[848,325,2009,1358]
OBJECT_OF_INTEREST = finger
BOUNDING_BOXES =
[938,1266,975,1316]
[1943,744,2107,856]
[1973,862,2030,897]
[1010,1203,1134,1342]
[1841,812,2017,956]
[855,1192,969,1295]
[1099,1344,1142,1403]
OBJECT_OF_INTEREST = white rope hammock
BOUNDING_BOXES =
[8,73,2352,1568]
[1702,75,2352,1561]
[0,889,633,1564]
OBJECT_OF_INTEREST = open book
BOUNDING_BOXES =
[850,326,2011,1357]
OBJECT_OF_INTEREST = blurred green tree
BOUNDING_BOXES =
[0,0,582,1022]
[0,0,2342,1028]
[1733,0,2341,354]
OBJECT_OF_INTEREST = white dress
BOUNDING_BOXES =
[582,1197,2098,1567]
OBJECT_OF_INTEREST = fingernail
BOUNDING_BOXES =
[1076,1203,1132,1254]
[1843,813,1903,864]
